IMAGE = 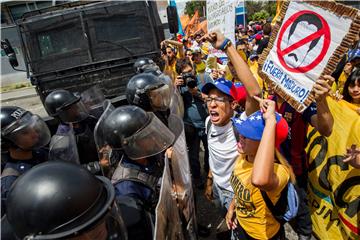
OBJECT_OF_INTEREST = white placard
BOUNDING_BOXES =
[207,0,236,59]
[262,1,352,111]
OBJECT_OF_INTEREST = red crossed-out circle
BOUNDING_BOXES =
[276,10,331,73]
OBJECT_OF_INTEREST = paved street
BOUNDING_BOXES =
[0,87,48,117]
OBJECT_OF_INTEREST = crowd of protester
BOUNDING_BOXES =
[1,15,359,240]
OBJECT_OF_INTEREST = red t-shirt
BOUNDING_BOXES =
[270,95,317,176]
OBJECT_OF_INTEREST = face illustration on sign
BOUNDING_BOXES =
[285,14,322,65]
[277,11,331,73]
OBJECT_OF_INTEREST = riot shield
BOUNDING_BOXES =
[81,85,106,119]
[169,88,184,119]
[155,114,197,240]
[154,155,184,240]
[49,127,80,164]
[93,100,116,177]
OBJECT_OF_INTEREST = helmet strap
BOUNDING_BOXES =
[133,94,140,105]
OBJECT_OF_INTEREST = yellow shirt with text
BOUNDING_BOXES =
[230,155,289,239]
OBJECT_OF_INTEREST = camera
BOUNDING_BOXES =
[181,72,197,88]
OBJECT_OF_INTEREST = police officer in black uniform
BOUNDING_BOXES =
[126,73,173,125]
[1,106,50,215]
[44,89,100,172]
[96,105,175,240]
[131,58,184,120]
[4,161,127,240]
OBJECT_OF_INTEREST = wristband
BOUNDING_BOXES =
[220,38,231,51]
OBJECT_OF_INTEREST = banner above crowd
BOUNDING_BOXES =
[258,1,360,112]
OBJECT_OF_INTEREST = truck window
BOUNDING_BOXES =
[38,24,83,57]
[95,15,138,43]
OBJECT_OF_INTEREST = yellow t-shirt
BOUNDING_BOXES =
[337,70,348,94]
[195,61,206,74]
[164,59,178,80]
[248,60,269,98]
[230,155,290,239]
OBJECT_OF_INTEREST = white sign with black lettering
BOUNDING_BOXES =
[207,0,236,55]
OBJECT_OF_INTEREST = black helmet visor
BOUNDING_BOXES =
[3,112,51,149]
[148,84,171,111]
[57,100,89,123]
[122,113,175,160]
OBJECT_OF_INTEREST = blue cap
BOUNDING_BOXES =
[201,78,235,97]
[232,110,289,147]
[348,48,360,62]
[249,53,259,61]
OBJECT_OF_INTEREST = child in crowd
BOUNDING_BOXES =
[226,97,295,239]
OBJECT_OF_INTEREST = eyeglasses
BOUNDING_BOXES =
[205,96,231,104]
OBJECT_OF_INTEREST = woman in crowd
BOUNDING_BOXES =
[343,68,360,114]
[225,97,295,239]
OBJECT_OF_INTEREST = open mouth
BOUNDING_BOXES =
[210,110,220,122]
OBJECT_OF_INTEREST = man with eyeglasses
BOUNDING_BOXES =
[200,31,262,214]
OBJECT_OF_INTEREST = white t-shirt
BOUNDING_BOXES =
[206,117,238,192]
[206,112,247,192]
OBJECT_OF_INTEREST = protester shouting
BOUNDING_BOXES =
[200,31,261,213]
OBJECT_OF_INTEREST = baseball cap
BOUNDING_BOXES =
[249,52,259,61]
[232,110,289,147]
[233,82,247,104]
[348,48,360,62]
[201,78,237,98]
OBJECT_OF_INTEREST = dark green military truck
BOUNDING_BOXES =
[3,1,165,106]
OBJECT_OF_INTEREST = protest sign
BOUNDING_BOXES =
[258,1,360,112]
[306,98,360,239]
[207,0,236,63]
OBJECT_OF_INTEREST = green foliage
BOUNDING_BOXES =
[184,1,206,17]
[246,1,277,22]
[250,9,270,21]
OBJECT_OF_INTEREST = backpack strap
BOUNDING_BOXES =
[206,119,212,137]
[260,183,288,225]
[231,125,240,142]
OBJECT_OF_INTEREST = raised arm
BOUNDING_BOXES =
[311,75,334,137]
[165,39,185,59]
[251,98,279,191]
[202,32,262,116]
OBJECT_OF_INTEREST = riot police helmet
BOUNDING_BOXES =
[126,73,171,112]
[98,105,175,160]
[6,161,127,240]
[44,89,89,123]
[133,57,160,73]
[0,106,51,150]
